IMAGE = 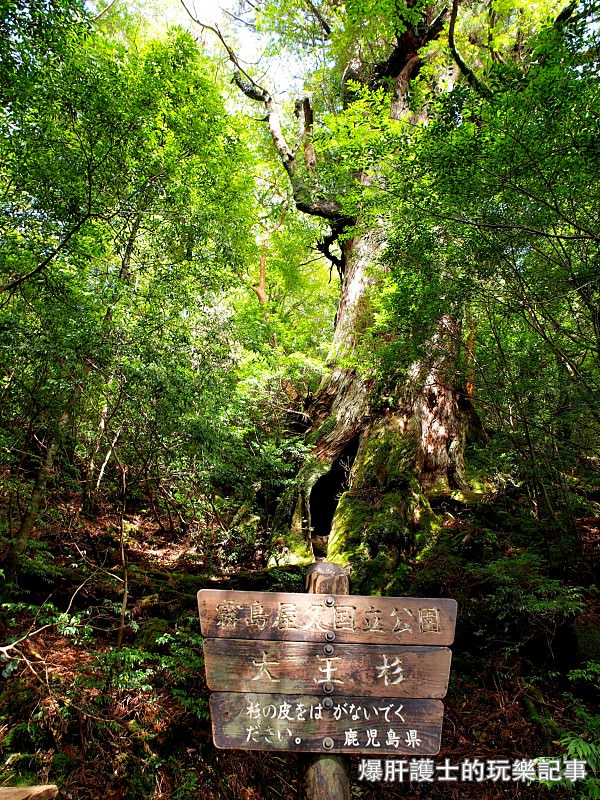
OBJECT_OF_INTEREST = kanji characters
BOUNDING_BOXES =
[334,605,356,630]
[344,729,360,747]
[363,605,386,633]
[511,759,537,782]
[404,729,422,749]
[245,701,261,720]
[278,700,294,720]
[418,607,441,633]
[314,655,344,684]
[384,760,409,781]
[366,729,381,747]
[251,652,280,682]
[563,760,587,782]
[247,600,269,630]
[376,655,405,685]
[303,602,330,631]
[391,606,414,634]
[410,759,435,782]
[216,600,242,629]
[274,602,299,630]
[358,760,383,782]
[385,729,401,748]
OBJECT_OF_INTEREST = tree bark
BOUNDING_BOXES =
[279,250,473,582]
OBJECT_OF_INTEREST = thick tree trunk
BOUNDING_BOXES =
[274,233,473,591]
[325,314,473,588]
[223,6,474,587]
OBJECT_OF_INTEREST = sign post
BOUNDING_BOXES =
[197,564,457,798]
[304,562,351,800]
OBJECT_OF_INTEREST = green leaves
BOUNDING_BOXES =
[345,0,427,34]
[0,0,89,105]
[0,9,257,538]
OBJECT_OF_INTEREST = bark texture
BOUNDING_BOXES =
[275,234,473,586]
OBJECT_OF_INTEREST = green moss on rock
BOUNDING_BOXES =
[136,617,170,651]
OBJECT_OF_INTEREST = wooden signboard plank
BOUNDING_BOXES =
[198,589,457,646]
[210,693,444,755]
[0,789,58,800]
[204,639,452,698]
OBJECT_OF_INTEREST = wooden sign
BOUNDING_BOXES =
[198,582,457,756]
[210,693,444,755]
[198,590,457,645]
[204,639,452,698]
[0,790,58,800]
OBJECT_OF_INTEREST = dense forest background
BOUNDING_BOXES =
[0,0,598,797]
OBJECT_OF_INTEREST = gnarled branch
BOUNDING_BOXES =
[179,1,347,224]
[448,0,493,100]
[294,97,316,174]
[317,216,353,281]
[303,0,331,37]
[233,71,347,221]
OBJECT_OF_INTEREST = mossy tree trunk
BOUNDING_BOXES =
[232,8,475,588]
[277,239,474,589]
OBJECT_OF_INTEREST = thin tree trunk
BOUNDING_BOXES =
[82,399,109,514]
[113,441,128,648]
[3,215,141,576]
[96,428,121,492]
[5,406,71,576]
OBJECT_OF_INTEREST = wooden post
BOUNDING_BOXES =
[304,562,351,800]
[0,787,58,800]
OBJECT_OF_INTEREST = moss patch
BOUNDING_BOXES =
[268,504,313,567]
[353,422,417,492]
[327,493,372,566]
[306,415,337,445]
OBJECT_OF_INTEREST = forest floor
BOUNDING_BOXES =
[1,488,599,799]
